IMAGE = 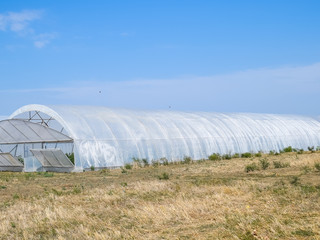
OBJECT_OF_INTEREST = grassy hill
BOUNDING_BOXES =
[0,152,320,239]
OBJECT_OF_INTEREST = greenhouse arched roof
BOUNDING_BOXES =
[10,104,320,169]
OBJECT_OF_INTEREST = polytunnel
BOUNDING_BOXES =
[9,104,320,171]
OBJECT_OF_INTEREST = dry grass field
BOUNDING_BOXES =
[0,152,320,239]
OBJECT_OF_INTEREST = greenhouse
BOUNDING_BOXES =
[2,104,319,172]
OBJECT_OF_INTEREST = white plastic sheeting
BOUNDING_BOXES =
[10,104,320,169]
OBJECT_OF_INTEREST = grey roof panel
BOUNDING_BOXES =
[30,149,74,168]
[0,119,73,144]
[0,153,23,167]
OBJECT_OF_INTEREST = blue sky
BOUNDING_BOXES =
[0,0,320,117]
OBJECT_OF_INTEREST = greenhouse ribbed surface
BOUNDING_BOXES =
[9,104,320,170]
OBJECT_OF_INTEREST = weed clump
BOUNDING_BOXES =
[290,176,300,185]
[232,153,240,158]
[308,146,315,153]
[245,163,258,172]
[221,154,232,160]
[208,153,221,161]
[158,172,169,180]
[273,161,290,169]
[283,146,293,153]
[124,163,132,170]
[183,156,192,164]
[314,162,320,172]
[259,158,269,170]
[241,152,252,158]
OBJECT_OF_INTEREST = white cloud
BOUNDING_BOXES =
[0,9,56,48]
[33,32,57,48]
[0,10,42,33]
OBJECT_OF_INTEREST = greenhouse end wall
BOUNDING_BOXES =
[10,104,320,170]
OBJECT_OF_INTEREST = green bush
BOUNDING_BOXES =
[90,166,95,171]
[290,176,300,185]
[44,172,54,177]
[151,160,159,167]
[259,158,269,170]
[308,146,315,153]
[160,157,169,165]
[283,146,293,152]
[221,154,232,160]
[142,158,149,167]
[208,153,221,161]
[232,153,240,158]
[314,162,320,171]
[124,163,132,170]
[183,156,192,164]
[132,157,142,167]
[269,150,275,155]
[245,163,258,172]
[273,161,290,169]
[254,152,262,157]
[297,149,304,154]
[241,152,252,158]
[158,172,169,180]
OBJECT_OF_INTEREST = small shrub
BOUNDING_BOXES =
[158,172,169,180]
[132,157,142,167]
[208,153,221,161]
[160,157,169,165]
[254,152,262,157]
[121,167,127,174]
[314,162,320,171]
[290,176,300,185]
[297,149,304,154]
[301,165,311,174]
[273,161,290,169]
[124,163,132,170]
[90,166,95,171]
[308,146,315,153]
[142,158,149,167]
[99,168,109,174]
[292,229,315,237]
[221,154,231,160]
[259,158,269,170]
[151,160,160,167]
[183,156,192,164]
[72,186,82,194]
[241,152,252,158]
[12,193,19,200]
[232,153,240,158]
[283,146,293,153]
[245,163,258,172]
[44,172,54,177]
[120,182,127,187]
[269,150,275,155]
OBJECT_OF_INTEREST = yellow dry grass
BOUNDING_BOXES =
[0,152,320,239]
